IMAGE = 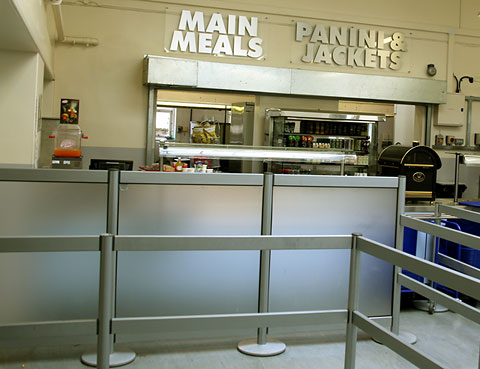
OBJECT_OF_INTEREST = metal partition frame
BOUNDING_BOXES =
[408,204,480,281]
[345,234,480,369]
[0,169,108,345]
[0,168,108,183]
[0,235,100,342]
[273,174,405,337]
[120,171,263,186]
[1,169,478,369]
[273,174,400,188]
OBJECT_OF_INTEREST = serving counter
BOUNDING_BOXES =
[0,168,403,345]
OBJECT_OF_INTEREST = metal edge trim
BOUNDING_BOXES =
[0,320,97,339]
[273,174,399,188]
[114,235,352,251]
[0,168,108,183]
[120,172,264,186]
[112,310,348,334]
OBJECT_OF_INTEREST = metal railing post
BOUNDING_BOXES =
[391,176,405,335]
[237,172,286,356]
[390,177,417,343]
[345,233,362,369]
[82,169,136,367]
[97,233,114,369]
[454,153,461,203]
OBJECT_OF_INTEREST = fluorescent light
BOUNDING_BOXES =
[157,101,231,109]
[159,143,357,164]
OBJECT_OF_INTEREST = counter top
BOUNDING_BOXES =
[405,198,480,215]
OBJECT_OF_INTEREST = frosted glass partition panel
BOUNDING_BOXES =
[0,181,106,324]
[117,184,263,319]
[270,183,397,318]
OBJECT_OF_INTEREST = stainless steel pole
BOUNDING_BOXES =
[390,176,417,343]
[391,176,406,335]
[81,169,136,367]
[257,172,273,345]
[466,97,473,148]
[345,233,362,369]
[237,173,286,356]
[146,87,156,167]
[425,105,433,147]
[97,234,114,369]
[454,153,461,203]
[426,202,448,314]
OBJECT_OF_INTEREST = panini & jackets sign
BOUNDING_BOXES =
[296,22,406,70]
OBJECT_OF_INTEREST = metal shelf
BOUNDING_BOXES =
[281,133,369,139]
[432,145,480,152]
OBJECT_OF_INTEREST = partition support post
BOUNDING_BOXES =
[238,173,286,357]
[345,233,362,369]
[97,234,114,369]
[391,176,405,335]
[412,202,448,314]
[454,153,461,203]
[81,170,136,367]
[390,176,417,343]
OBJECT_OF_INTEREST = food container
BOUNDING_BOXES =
[49,124,87,158]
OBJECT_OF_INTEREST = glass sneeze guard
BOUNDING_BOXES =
[158,142,357,165]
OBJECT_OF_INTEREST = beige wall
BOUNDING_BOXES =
[16,0,480,165]
[0,51,43,166]
[12,0,53,77]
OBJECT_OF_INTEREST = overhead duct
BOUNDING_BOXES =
[49,0,99,46]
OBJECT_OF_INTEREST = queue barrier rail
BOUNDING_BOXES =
[0,170,478,368]
[437,204,480,280]
[400,206,480,282]
[0,231,478,368]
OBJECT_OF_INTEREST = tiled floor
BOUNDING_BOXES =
[0,307,479,369]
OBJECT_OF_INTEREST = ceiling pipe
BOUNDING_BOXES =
[49,0,99,46]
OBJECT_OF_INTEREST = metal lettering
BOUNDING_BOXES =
[332,46,347,65]
[349,27,357,47]
[347,47,364,67]
[227,14,236,35]
[178,10,205,32]
[390,32,406,51]
[170,30,197,52]
[358,29,376,48]
[302,43,314,62]
[314,44,332,64]
[213,35,233,55]
[238,16,258,36]
[377,30,385,49]
[206,13,227,34]
[329,26,348,46]
[364,48,377,68]
[310,24,329,43]
[247,38,263,58]
[389,51,402,70]
[198,33,212,53]
[233,35,248,56]
[377,50,390,69]
[296,22,312,41]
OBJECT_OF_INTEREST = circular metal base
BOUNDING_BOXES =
[373,331,417,345]
[413,300,448,314]
[237,338,286,357]
[398,331,417,345]
[81,351,136,367]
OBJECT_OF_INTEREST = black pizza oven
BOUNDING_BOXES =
[378,145,442,201]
